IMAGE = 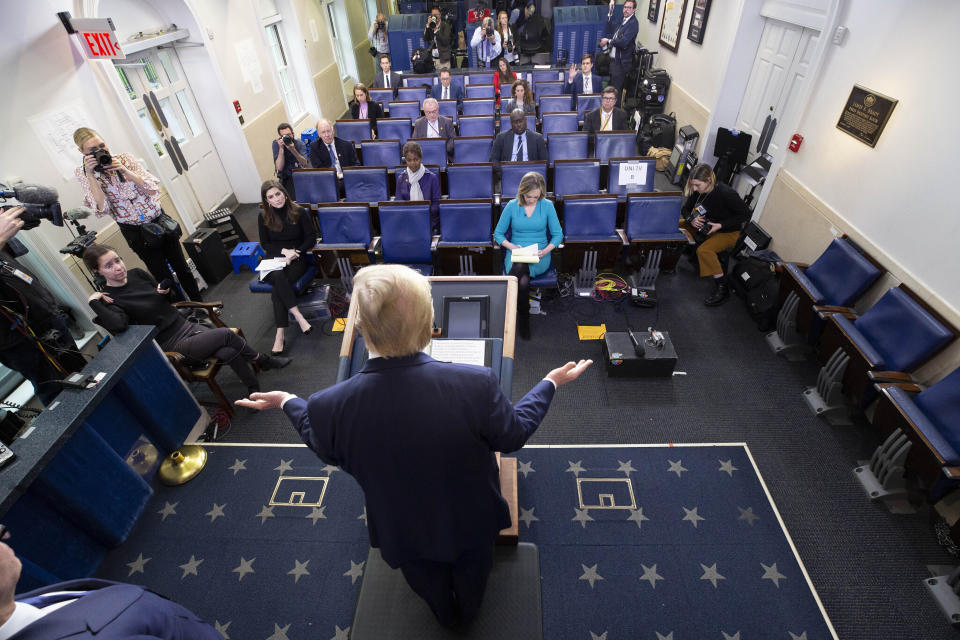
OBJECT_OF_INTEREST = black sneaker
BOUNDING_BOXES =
[704,282,730,307]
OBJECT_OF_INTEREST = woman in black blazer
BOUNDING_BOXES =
[350,82,386,139]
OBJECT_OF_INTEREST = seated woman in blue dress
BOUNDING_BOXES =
[493,171,563,339]
[395,141,442,234]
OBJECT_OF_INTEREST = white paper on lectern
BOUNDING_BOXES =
[618,161,647,186]
[430,339,486,366]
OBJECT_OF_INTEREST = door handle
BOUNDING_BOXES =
[170,137,189,174]
[148,91,168,128]
[163,139,183,174]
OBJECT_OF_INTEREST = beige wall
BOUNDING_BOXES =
[662,83,710,149]
[243,101,289,183]
[294,0,348,119]
[315,64,349,120]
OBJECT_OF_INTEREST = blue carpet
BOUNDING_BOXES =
[96,444,835,640]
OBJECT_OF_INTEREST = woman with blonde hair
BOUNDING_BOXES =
[493,172,562,339]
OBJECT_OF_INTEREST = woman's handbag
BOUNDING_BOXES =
[140,212,182,248]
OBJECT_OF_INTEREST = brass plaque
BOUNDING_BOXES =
[836,85,898,148]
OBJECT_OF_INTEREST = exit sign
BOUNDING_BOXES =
[71,17,124,60]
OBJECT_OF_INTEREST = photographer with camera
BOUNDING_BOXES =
[73,127,202,302]
[423,6,453,71]
[471,16,502,69]
[272,122,310,201]
[0,206,85,405]
[599,0,639,107]
[496,10,518,65]
[368,13,390,58]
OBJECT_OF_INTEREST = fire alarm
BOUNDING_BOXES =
[789,133,803,152]
[233,100,242,114]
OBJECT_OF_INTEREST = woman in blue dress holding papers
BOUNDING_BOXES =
[494,171,563,340]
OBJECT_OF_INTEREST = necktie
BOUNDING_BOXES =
[584,76,591,94]
[443,86,448,100]
[328,144,341,172]
[513,134,525,161]
[385,74,390,89]
[484,41,490,68]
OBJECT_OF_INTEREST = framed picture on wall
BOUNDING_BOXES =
[648,0,661,23]
[687,0,711,44]
[659,0,689,53]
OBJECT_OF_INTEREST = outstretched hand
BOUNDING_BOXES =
[545,359,593,387]
[235,390,296,411]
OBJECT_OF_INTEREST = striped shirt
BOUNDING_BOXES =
[75,152,161,225]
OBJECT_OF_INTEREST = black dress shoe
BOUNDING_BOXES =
[302,325,313,336]
[704,281,730,307]
[258,354,292,370]
[271,347,285,356]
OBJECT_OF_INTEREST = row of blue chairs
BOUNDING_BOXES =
[374,95,602,123]
[293,157,657,204]
[383,68,565,92]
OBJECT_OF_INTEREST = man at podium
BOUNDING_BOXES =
[239,265,591,627]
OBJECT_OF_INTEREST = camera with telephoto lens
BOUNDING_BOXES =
[282,134,294,145]
[505,39,515,53]
[90,148,113,173]
[429,15,438,26]
[377,20,385,29]
[485,26,494,36]
[0,184,64,230]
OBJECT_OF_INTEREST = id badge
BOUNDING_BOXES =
[11,268,33,285]
[432,48,439,58]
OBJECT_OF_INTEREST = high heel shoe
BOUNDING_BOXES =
[301,325,313,336]
[271,346,285,356]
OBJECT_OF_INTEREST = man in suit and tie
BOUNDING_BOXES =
[584,86,631,134]
[238,264,592,628]
[490,109,548,176]
[564,53,603,109]
[599,0,639,107]
[308,119,359,178]
[412,98,455,160]
[429,69,464,111]
[0,541,221,639]
[371,54,402,96]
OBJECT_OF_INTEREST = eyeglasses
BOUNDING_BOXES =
[601,96,616,101]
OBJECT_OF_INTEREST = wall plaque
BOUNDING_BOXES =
[836,85,898,148]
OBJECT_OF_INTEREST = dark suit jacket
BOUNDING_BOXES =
[350,100,386,135]
[372,71,403,94]
[584,107,631,134]
[605,13,639,66]
[490,129,548,171]
[283,353,556,567]
[11,578,221,639]
[429,82,464,109]
[309,137,359,170]
[563,73,604,99]
[412,115,456,157]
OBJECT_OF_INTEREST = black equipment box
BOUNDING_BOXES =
[200,208,248,250]
[603,331,677,377]
[182,228,232,284]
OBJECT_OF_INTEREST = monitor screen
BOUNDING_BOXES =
[442,295,489,338]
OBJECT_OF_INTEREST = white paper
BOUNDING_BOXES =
[745,236,757,250]
[618,161,647,186]
[256,257,287,280]
[511,243,540,263]
[430,339,486,366]
[309,19,319,42]
[234,39,264,93]
[26,103,97,181]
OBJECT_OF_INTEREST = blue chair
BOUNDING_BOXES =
[577,94,602,122]
[541,112,579,140]
[402,74,434,88]
[468,72,495,85]
[531,70,562,92]
[376,118,412,148]
[539,95,573,114]
[342,166,388,204]
[454,136,494,164]
[313,203,375,287]
[249,252,317,294]
[594,131,637,162]
[501,161,546,200]
[447,163,493,199]
[553,159,600,198]
[437,199,495,275]
[623,191,686,276]
[769,237,883,359]
[458,116,496,137]
[438,99,458,122]
[561,194,624,274]
[466,84,495,99]
[498,114,536,134]
[547,133,588,166]
[410,137,448,168]
[397,86,427,103]
[462,98,496,116]
[361,139,402,167]
[535,81,564,97]
[292,169,338,204]
[369,88,395,111]
[607,158,656,200]
[378,201,435,274]
[335,120,371,146]
[387,101,421,120]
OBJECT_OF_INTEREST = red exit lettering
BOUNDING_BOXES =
[82,31,119,57]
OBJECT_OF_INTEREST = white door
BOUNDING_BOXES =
[736,20,819,158]
[113,47,233,221]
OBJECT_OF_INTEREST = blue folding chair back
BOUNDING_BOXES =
[387,101,421,121]
[547,133,589,166]
[342,167,389,204]
[335,120,370,146]
[361,140,402,167]
[397,86,427,103]
[564,196,619,240]
[553,160,601,198]
[454,136,494,163]
[577,94,602,121]
[376,118,412,148]
[369,88,395,111]
[446,163,493,199]
[458,116,496,137]
[462,98,496,116]
[438,199,493,244]
[541,112,579,140]
[499,114,536,134]
[466,84,495,99]
[608,158,656,198]
[625,193,686,242]
[379,202,434,273]
[292,169,338,204]
[539,95,572,114]
[501,161,546,199]
[403,74,434,87]
[535,81,564,97]
[531,70,562,91]
[410,137,448,168]
[594,131,637,162]
[317,203,372,246]
[468,72,494,85]
[799,238,883,307]
[438,99,458,122]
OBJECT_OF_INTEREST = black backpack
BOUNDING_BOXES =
[729,255,780,331]
[638,112,676,155]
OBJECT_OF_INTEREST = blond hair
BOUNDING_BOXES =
[73,127,99,150]
[516,171,546,202]
[354,264,434,357]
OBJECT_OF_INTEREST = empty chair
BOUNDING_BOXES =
[468,72,495,85]
[804,285,957,422]
[531,70,562,91]
[466,84,495,99]
[292,169,338,204]
[577,94,602,122]
[501,161,546,200]
[553,159,600,198]
[454,136,494,163]
[624,192,687,275]
[541,112,579,140]
[397,86,427,103]
[342,166,388,204]
[547,132,588,166]
[594,131,637,162]
[314,203,375,289]
[378,201,435,275]
[438,99,458,122]
[447,163,493,199]
[335,120,370,146]
[607,157,655,203]
[535,81,564,97]
[410,137,448,168]
[437,199,495,275]
[376,118,412,148]
[462,98,496,116]
[402,74,434,88]
[539,95,573,114]
[361,139,402,167]
[458,115,496,137]
[767,236,883,360]
[499,114,536,134]
[369,88,395,111]
[562,195,624,285]
[387,101,421,120]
